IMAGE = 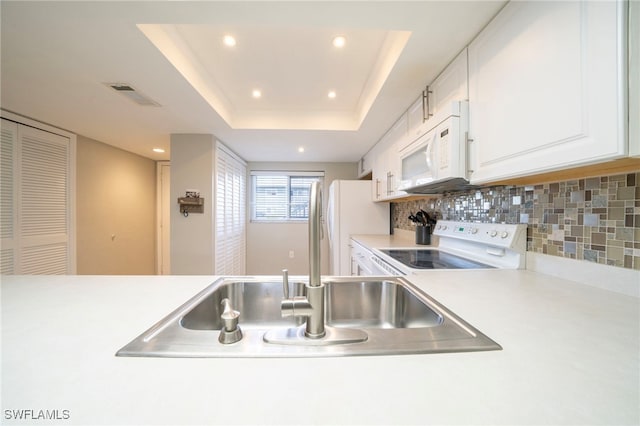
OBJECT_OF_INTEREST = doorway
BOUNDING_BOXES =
[156,161,171,274]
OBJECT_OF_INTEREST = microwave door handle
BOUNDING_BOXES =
[425,139,434,172]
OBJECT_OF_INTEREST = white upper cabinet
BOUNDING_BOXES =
[429,48,469,117]
[372,113,407,201]
[386,116,407,200]
[468,1,627,184]
[370,138,386,201]
[403,48,469,152]
[358,150,373,178]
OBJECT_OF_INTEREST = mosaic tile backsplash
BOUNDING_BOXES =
[392,172,640,270]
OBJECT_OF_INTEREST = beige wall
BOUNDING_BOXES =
[169,134,216,275]
[76,136,156,274]
[246,162,358,275]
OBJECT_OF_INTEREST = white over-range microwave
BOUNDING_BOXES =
[398,101,476,194]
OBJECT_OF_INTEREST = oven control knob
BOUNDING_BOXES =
[501,231,509,239]
[441,225,447,231]
[489,230,498,237]
[470,227,479,234]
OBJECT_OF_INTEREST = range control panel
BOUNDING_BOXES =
[433,220,527,250]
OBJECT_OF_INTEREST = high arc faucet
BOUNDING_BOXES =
[265,181,368,346]
[281,181,325,338]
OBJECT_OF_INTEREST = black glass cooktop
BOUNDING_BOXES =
[379,249,493,270]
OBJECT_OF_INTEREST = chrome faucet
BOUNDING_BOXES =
[280,181,326,338]
[266,181,366,346]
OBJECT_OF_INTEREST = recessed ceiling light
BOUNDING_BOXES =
[152,148,165,153]
[223,35,236,47]
[328,91,337,99]
[298,147,305,153]
[332,36,346,48]
[252,89,262,99]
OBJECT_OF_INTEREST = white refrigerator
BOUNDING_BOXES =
[327,180,390,275]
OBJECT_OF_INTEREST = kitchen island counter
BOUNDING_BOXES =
[2,271,638,425]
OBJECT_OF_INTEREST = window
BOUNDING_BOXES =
[251,171,324,222]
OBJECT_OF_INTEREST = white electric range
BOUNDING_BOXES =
[369,220,528,275]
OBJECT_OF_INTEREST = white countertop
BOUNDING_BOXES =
[352,230,423,249]
[2,269,638,426]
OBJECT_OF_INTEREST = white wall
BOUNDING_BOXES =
[170,134,215,275]
[246,162,358,275]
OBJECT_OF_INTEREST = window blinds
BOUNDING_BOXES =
[250,171,324,221]
[215,144,247,275]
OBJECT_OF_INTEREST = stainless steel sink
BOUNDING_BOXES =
[116,276,501,357]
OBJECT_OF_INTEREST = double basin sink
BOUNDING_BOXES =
[117,276,500,357]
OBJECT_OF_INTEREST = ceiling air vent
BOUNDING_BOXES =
[105,83,161,107]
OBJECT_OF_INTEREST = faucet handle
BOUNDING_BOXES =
[282,269,290,299]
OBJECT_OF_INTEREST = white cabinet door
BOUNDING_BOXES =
[358,150,373,178]
[372,131,396,201]
[430,48,468,117]
[370,139,386,201]
[349,239,373,276]
[372,114,407,201]
[385,114,407,199]
[468,1,626,184]
[404,49,469,152]
[383,141,402,199]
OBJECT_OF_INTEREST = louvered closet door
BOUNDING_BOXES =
[19,125,70,274]
[1,120,18,274]
[215,145,246,275]
[0,118,72,274]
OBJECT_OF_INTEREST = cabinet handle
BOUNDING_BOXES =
[465,132,474,175]
[386,172,390,195]
[386,172,394,195]
[423,86,433,122]
[375,179,381,198]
